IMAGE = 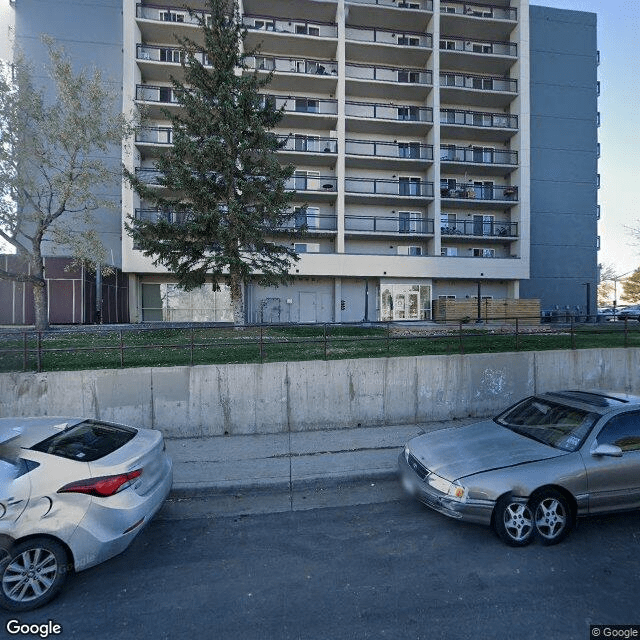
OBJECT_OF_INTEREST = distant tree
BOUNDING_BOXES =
[125,0,303,326]
[621,267,640,304]
[597,263,617,306]
[0,38,132,330]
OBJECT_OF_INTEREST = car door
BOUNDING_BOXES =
[581,411,640,513]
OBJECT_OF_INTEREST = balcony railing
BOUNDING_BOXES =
[440,72,517,93]
[261,94,338,116]
[346,139,433,160]
[136,3,208,24]
[440,108,517,129]
[440,182,518,201]
[347,0,433,10]
[346,63,432,85]
[346,101,432,123]
[247,55,338,76]
[136,84,180,104]
[440,219,518,237]
[136,126,173,144]
[137,44,193,65]
[135,208,192,224]
[346,26,432,48]
[277,213,338,231]
[135,168,165,185]
[285,175,338,192]
[440,36,517,57]
[440,1,517,21]
[277,135,338,153]
[345,215,434,234]
[243,15,338,39]
[440,145,517,165]
[345,177,434,197]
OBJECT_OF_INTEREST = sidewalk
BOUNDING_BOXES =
[165,417,477,496]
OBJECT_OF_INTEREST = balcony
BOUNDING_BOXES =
[346,0,433,33]
[136,126,172,145]
[440,36,516,74]
[344,214,434,237]
[276,135,338,166]
[136,44,203,82]
[346,100,432,134]
[246,55,338,92]
[345,26,432,66]
[440,182,518,207]
[285,174,338,201]
[440,2,517,41]
[243,15,338,58]
[275,211,338,233]
[440,145,517,175]
[135,168,165,186]
[262,94,338,129]
[345,177,434,205]
[440,218,518,238]
[345,139,433,169]
[439,72,517,108]
[440,108,517,142]
[135,4,209,43]
[346,63,432,100]
[135,84,182,118]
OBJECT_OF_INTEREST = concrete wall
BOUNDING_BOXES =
[1,349,638,438]
[523,6,599,313]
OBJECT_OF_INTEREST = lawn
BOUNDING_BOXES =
[0,321,638,373]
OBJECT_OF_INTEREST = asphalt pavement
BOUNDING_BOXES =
[161,417,479,517]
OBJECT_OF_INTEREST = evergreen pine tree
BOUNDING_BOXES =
[125,0,303,325]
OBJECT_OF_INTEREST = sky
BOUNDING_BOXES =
[533,0,640,278]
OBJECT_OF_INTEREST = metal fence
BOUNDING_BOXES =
[1,317,639,374]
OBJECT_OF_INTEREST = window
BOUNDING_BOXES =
[31,421,136,462]
[441,247,458,256]
[473,215,494,236]
[398,36,420,46]
[256,56,275,71]
[160,48,182,63]
[398,106,419,121]
[294,135,320,152]
[397,245,422,255]
[295,98,319,113]
[440,40,457,51]
[158,87,173,103]
[399,176,421,196]
[398,70,420,83]
[438,295,456,300]
[294,170,320,191]
[398,142,421,158]
[295,206,319,229]
[398,211,422,232]
[295,23,319,36]
[294,243,320,253]
[472,248,495,257]
[597,413,640,452]
[160,10,185,22]
[253,19,275,31]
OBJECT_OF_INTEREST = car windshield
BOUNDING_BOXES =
[494,397,599,451]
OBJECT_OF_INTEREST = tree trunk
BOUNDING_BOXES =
[31,252,49,331]
[230,273,244,326]
[32,280,48,331]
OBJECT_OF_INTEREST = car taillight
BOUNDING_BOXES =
[58,469,143,497]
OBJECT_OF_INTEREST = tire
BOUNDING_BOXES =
[493,496,535,547]
[0,538,69,611]
[532,490,574,546]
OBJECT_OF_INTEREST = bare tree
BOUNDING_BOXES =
[0,38,132,330]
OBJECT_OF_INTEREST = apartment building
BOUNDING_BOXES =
[8,0,599,325]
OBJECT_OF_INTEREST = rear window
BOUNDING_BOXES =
[30,421,136,462]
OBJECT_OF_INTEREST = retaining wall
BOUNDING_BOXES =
[1,349,638,438]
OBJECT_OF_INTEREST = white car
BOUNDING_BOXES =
[0,417,172,611]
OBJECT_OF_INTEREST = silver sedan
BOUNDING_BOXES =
[399,390,640,546]
[0,417,172,610]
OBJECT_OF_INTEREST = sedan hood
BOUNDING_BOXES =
[408,420,566,481]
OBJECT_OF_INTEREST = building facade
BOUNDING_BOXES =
[6,0,599,325]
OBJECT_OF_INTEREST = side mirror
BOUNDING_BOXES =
[591,443,623,457]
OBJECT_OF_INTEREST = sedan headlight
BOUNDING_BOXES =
[427,473,467,502]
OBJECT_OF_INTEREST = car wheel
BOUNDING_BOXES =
[532,490,573,545]
[494,496,534,547]
[0,538,69,611]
